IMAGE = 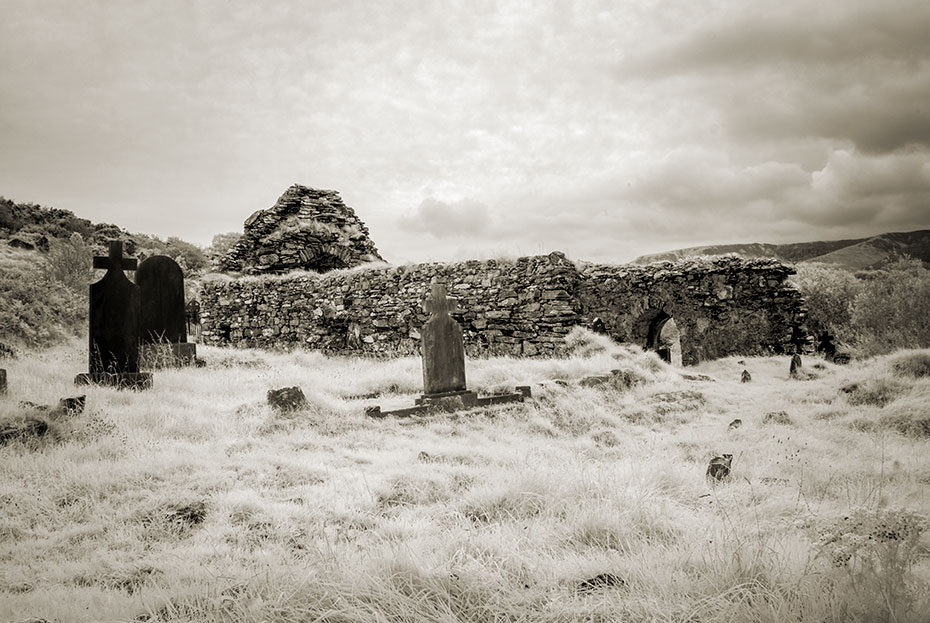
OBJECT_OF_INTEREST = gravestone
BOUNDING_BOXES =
[0,368,6,396]
[789,354,803,379]
[366,281,530,418]
[136,256,197,367]
[75,241,152,390]
[420,282,467,396]
[706,454,733,483]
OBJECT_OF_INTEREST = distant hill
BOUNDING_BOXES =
[0,195,207,271]
[633,229,930,270]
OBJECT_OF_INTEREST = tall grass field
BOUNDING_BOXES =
[1,330,929,622]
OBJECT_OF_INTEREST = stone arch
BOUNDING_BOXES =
[635,309,683,366]
[297,244,353,272]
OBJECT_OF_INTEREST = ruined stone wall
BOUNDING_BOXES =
[201,252,581,357]
[200,253,809,362]
[577,256,809,365]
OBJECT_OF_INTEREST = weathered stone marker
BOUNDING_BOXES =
[706,454,733,483]
[366,282,530,418]
[789,354,803,379]
[75,241,152,390]
[421,282,467,396]
[136,255,197,367]
[0,368,6,396]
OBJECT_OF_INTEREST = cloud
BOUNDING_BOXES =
[0,0,927,263]
[397,198,492,239]
[619,0,930,153]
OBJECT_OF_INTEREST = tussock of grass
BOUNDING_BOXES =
[889,349,930,379]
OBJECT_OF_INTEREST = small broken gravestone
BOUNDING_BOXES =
[0,368,6,396]
[267,386,307,413]
[135,255,197,367]
[74,241,152,390]
[706,454,733,483]
[789,354,803,379]
[740,369,751,383]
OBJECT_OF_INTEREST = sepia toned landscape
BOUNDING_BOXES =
[2,192,930,621]
[3,1,930,622]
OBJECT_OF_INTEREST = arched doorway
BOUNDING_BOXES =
[645,312,683,367]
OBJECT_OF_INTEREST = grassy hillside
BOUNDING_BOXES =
[1,195,208,273]
[1,331,928,622]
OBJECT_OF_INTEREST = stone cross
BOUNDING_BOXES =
[420,282,466,396]
[93,242,138,272]
[76,240,151,388]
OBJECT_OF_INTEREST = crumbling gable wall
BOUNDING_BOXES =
[218,185,384,274]
[200,253,809,362]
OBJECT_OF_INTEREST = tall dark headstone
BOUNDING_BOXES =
[136,256,197,367]
[420,282,467,396]
[0,368,6,396]
[75,241,152,389]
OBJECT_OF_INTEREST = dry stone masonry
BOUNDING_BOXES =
[201,252,809,364]
[218,185,385,274]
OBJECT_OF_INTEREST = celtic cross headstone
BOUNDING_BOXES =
[75,241,152,389]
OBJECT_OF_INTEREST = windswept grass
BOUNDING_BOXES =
[1,337,929,622]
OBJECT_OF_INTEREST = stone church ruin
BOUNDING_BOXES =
[202,185,809,364]
[218,184,384,274]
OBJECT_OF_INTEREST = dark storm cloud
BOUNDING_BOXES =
[621,1,930,153]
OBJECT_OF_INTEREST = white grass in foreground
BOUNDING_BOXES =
[0,333,928,622]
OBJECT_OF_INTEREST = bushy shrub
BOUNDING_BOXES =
[793,258,930,356]
[852,259,930,356]
[0,250,85,348]
[791,263,861,342]
[205,232,242,268]
[46,233,93,292]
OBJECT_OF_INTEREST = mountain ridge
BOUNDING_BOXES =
[633,229,930,270]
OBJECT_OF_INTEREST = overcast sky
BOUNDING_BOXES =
[1,0,928,264]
